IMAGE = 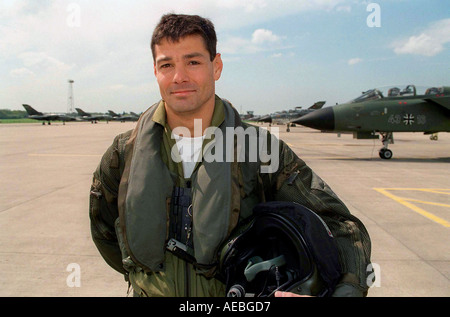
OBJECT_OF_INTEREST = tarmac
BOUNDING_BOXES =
[0,121,449,297]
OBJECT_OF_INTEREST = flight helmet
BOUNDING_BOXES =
[218,201,341,297]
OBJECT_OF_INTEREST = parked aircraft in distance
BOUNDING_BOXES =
[240,110,253,120]
[258,101,326,131]
[239,110,259,121]
[22,104,76,125]
[108,110,139,122]
[75,108,112,123]
[292,85,450,159]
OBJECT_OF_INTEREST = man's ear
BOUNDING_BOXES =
[213,53,223,81]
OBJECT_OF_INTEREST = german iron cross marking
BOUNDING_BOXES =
[403,114,414,125]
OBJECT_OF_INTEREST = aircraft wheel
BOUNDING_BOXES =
[379,148,392,160]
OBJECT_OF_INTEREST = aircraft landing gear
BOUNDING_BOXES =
[379,148,393,159]
[286,123,290,132]
[379,132,394,159]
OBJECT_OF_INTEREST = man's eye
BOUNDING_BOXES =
[160,64,172,69]
[189,61,200,65]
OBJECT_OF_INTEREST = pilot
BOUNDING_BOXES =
[89,13,371,297]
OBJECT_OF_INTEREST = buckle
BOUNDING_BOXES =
[166,238,196,264]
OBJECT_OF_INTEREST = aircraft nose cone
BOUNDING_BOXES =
[293,107,335,131]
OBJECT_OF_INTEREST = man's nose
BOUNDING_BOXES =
[173,65,189,84]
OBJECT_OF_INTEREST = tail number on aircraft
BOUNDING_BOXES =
[417,115,426,125]
[388,114,401,125]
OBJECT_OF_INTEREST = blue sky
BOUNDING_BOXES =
[1,0,449,115]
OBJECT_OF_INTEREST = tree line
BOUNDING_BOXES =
[0,109,27,119]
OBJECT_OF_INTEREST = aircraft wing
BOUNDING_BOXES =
[56,114,77,121]
[423,96,450,111]
[38,114,58,120]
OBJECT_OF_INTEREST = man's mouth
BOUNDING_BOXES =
[170,89,196,97]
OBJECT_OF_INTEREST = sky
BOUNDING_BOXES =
[1,0,449,115]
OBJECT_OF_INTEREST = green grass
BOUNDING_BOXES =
[0,118,41,124]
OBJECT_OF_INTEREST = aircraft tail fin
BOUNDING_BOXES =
[22,104,43,116]
[75,108,90,116]
[309,101,326,109]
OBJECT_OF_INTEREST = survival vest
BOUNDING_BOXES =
[116,98,272,276]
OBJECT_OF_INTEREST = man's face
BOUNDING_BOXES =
[153,35,223,116]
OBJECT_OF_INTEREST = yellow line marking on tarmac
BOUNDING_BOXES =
[373,188,450,228]
[418,189,450,195]
[28,153,102,157]
[401,199,450,208]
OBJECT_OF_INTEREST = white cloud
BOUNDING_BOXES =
[18,52,72,71]
[10,67,35,78]
[393,18,450,57]
[348,57,362,65]
[219,28,288,56]
[251,29,282,45]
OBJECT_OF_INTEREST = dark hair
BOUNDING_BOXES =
[151,13,217,62]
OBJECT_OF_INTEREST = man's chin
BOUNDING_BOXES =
[166,100,198,113]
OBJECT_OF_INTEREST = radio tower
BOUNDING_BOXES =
[67,79,74,113]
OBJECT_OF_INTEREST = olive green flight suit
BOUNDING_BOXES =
[90,96,371,297]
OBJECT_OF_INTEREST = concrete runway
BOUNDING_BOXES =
[0,121,449,297]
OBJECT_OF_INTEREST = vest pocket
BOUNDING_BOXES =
[89,179,115,241]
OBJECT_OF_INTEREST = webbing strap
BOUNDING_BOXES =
[168,186,193,247]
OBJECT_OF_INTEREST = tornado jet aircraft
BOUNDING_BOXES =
[75,108,112,123]
[108,110,139,122]
[292,85,450,159]
[22,104,76,125]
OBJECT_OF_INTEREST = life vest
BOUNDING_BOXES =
[116,99,269,275]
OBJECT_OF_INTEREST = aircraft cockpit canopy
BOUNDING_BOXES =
[349,85,446,104]
[350,89,384,103]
